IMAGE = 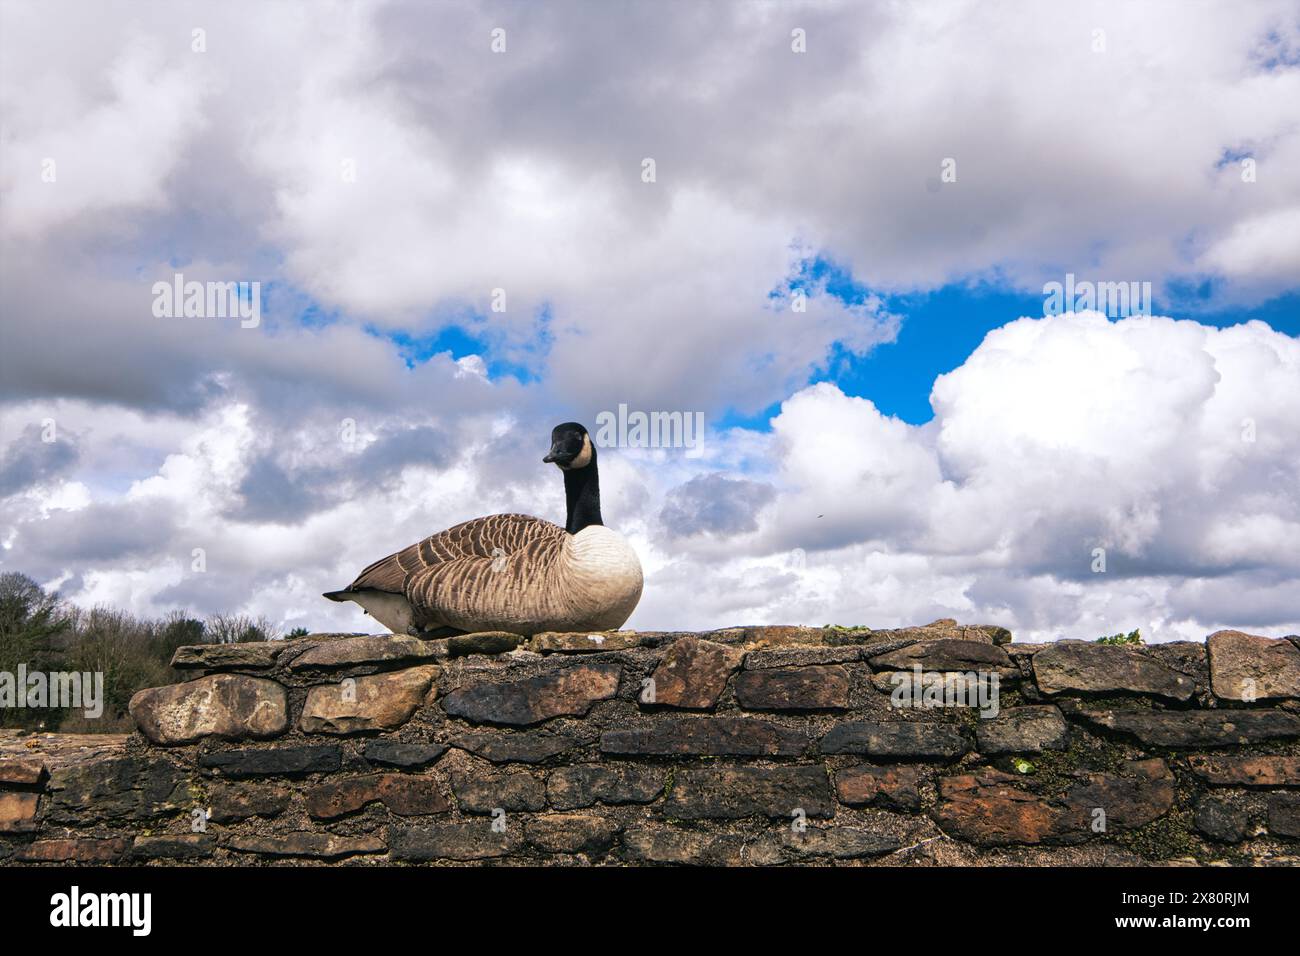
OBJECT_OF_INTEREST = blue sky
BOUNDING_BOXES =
[274,259,1300,432]
[179,266,1300,432]
[830,286,1300,425]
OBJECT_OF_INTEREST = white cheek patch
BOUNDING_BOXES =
[569,434,593,468]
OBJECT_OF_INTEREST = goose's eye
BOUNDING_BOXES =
[544,438,580,464]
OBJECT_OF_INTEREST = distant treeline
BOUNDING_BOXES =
[0,572,305,733]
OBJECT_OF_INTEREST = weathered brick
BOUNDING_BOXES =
[387,823,517,861]
[171,642,283,671]
[1267,794,1300,838]
[870,639,1013,673]
[449,732,574,764]
[130,834,215,860]
[662,765,834,820]
[933,759,1174,847]
[529,631,645,653]
[288,634,444,670]
[450,769,545,813]
[301,665,438,734]
[742,625,836,647]
[207,783,292,822]
[1071,708,1300,747]
[546,765,664,809]
[130,673,288,745]
[1064,758,1175,830]
[648,637,744,709]
[224,831,384,859]
[199,745,342,777]
[621,827,782,865]
[975,705,1069,754]
[1195,796,1246,844]
[0,791,39,833]
[1208,630,1300,701]
[733,665,851,710]
[1032,642,1193,701]
[871,669,1000,703]
[933,770,1063,847]
[866,620,1012,646]
[601,717,806,757]
[834,764,923,811]
[16,837,130,862]
[744,646,863,668]
[306,773,451,819]
[821,721,969,759]
[442,662,620,726]
[45,756,189,822]
[1187,754,1300,788]
[781,826,901,859]
[525,813,619,854]
[0,756,46,785]
[362,739,449,769]
[445,632,527,656]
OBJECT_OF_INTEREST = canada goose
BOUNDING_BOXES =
[323,422,643,636]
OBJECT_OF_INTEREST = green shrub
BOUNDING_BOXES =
[1095,628,1143,646]
[0,572,70,729]
[0,574,290,733]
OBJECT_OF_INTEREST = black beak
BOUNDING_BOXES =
[544,443,574,465]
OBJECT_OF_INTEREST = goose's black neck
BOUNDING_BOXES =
[563,456,603,535]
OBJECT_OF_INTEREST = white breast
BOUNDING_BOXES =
[562,525,644,630]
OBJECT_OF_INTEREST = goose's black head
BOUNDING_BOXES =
[543,422,594,471]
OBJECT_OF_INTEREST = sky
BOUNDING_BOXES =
[1,0,1298,643]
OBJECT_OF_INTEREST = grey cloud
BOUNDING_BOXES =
[356,425,452,478]
[375,0,1298,300]
[8,499,180,571]
[153,568,296,613]
[0,424,79,495]
[227,423,457,525]
[659,474,775,538]
[228,455,335,524]
[0,242,522,420]
[8,1,1291,427]
[1167,573,1300,630]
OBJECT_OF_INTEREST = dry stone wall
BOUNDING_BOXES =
[2,621,1299,866]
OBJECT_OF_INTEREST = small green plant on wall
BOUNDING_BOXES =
[1095,628,1142,646]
